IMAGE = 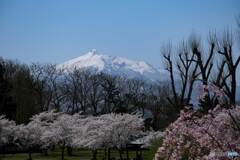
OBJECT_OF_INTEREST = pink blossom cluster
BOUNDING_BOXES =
[198,84,225,104]
[154,105,240,160]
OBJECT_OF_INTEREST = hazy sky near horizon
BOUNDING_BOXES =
[0,0,239,69]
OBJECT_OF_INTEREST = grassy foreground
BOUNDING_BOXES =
[0,149,149,160]
[0,140,161,160]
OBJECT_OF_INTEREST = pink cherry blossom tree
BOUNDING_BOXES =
[154,105,240,159]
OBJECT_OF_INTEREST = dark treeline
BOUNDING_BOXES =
[0,59,176,130]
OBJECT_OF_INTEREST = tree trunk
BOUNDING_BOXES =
[43,149,48,156]
[231,72,236,105]
[61,146,65,160]
[28,151,32,160]
[126,149,129,160]
[108,148,111,160]
[135,150,138,159]
[104,148,107,160]
[2,146,6,157]
[118,149,123,160]
[92,149,97,160]
[140,150,143,159]
[67,146,73,156]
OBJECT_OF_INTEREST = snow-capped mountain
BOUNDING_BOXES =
[57,49,240,102]
[58,49,168,82]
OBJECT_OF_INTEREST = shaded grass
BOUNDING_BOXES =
[1,150,133,160]
[0,139,162,160]
[143,138,162,160]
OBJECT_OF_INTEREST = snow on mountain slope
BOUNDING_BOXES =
[58,49,169,82]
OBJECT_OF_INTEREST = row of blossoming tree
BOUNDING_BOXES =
[154,18,240,159]
[0,111,162,160]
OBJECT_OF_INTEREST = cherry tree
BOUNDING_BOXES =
[15,122,43,160]
[13,110,62,159]
[99,113,144,160]
[72,113,144,160]
[0,115,16,150]
[73,116,106,148]
[72,116,109,160]
[101,113,144,149]
[1,110,146,160]
[73,113,144,149]
[154,104,240,160]
[41,113,77,160]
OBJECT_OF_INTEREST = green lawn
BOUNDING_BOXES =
[0,140,161,160]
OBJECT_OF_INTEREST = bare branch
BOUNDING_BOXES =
[234,55,240,68]
[206,62,213,80]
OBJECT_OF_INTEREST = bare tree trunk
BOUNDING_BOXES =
[108,148,111,160]
[118,149,123,160]
[67,146,72,156]
[92,150,97,160]
[126,149,129,160]
[61,146,65,160]
[187,63,198,104]
[163,53,179,109]
[230,72,236,105]
[218,42,240,106]
[28,151,32,160]
[104,148,107,160]
[43,149,48,156]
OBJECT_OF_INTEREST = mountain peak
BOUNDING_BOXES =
[86,49,98,56]
[58,50,169,82]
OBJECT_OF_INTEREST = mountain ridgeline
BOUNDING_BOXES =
[57,49,169,82]
[57,49,240,105]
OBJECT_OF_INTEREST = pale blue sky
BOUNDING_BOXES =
[0,0,239,70]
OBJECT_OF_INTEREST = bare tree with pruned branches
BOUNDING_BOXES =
[162,41,199,111]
